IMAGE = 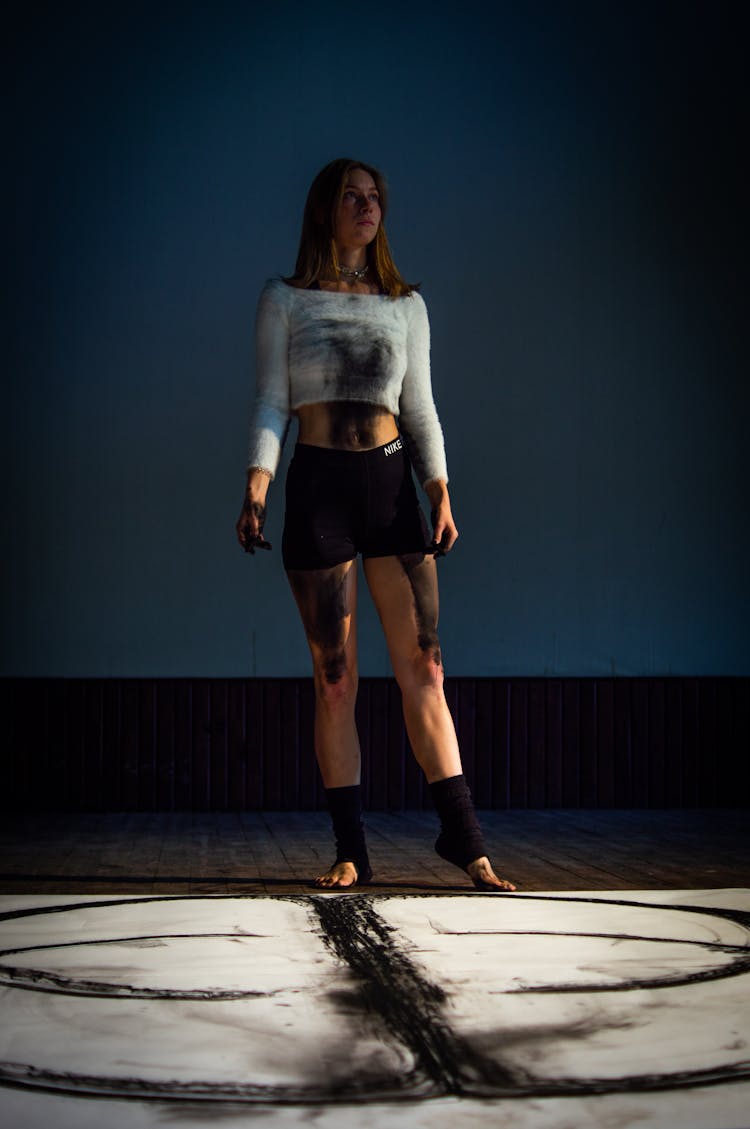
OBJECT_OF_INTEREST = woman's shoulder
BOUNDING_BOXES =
[257,276,299,308]
[406,288,428,316]
[260,275,321,300]
[262,274,294,291]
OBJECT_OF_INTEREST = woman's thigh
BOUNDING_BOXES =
[286,558,358,686]
[363,552,442,677]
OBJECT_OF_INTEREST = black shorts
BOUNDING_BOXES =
[282,437,432,570]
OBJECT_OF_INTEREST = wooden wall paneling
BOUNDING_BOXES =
[387,679,406,810]
[191,680,211,811]
[491,680,510,809]
[664,679,683,806]
[561,679,580,807]
[280,681,300,811]
[244,679,263,811]
[612,678,632,806]
[698,678,718,805]
[731,678,750,803]
[174,679,192,810]
[509,680,528,807]
[4,676,748,813]
[458,679,477,798]
[579,680,597,807]
[155,679,175,810]
[527,679,546,808]
[138,679,156,811]
[84,679,103,811]
[3,683,14,807]
[36,680,50,806]
[714,679,737,805]
[65,680,86,808]
[209,680,228,811]
[10,680,34,809]
[474,679,494,808]
[120,680,140,810]
[545,680,563,808]
[101,679,120,811]
[647,679,666,807]
[13,677,31,812]
[49,680,70,810]
[681,678,699,805]
[262,680,282,810]
[367,680,388,811]
[596,680,615,807]
[297,679,318,810]
[227,679,246,811]
[630,678,649,806]
[1,681,14,809]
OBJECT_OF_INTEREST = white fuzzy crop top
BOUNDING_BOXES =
[245,276,448,487]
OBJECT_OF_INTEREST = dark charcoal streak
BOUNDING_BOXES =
[2,1056,749,1106]
[312,894,514,1096]
[0,931,279,1000]
[432,928,750,994]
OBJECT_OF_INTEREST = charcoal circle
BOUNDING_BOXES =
[0,894,747,1104]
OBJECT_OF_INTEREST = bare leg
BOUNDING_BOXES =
[364,552,515,892]
[286,559,365,888]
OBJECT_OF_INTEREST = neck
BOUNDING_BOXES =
[336,247,368,271]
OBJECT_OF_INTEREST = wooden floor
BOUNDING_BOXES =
[1,810,748,895]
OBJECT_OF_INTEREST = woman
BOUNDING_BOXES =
[236,157,515,893]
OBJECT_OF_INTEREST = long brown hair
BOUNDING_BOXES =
[282,157,419,298]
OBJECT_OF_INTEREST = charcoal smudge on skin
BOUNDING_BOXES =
[242,499,266,527]
[312,894,514,1095]
[397,552,442,667]
[286,566,350,684]
[324,401,392,448]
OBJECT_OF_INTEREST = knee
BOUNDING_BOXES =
[314,651,358,709]
[397,637,444,694]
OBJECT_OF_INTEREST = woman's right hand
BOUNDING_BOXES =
[236,488,272,554]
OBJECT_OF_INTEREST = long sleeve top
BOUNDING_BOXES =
[245,276,448,487]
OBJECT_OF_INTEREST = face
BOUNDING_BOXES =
[333,167,382,252]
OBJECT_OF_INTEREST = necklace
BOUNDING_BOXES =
[338,263,369,280]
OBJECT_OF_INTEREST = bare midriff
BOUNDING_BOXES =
[295,402,399,451]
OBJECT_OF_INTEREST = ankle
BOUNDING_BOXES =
[430,774,487,869]
[324,784,371,877]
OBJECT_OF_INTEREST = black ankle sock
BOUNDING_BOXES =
[429,773,487,870]
[324,784,372,882]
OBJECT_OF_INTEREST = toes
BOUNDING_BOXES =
[467,858,516,892]
[313,864,357,889]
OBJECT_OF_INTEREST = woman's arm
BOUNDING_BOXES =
[237,279,291,552]
[398,292,457,553]
[398,291,449,487]
[245,279,292,479]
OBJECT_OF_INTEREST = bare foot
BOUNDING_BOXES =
[313,861,359,889]
[466,856,516,892]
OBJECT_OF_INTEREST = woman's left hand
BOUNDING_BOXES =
[425,480,459,556]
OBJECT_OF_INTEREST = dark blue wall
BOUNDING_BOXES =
[5,0,747,676]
